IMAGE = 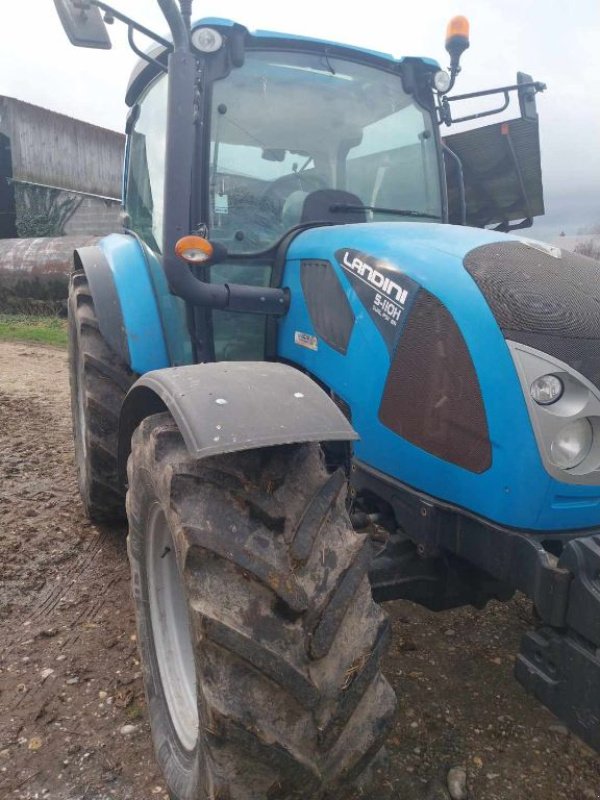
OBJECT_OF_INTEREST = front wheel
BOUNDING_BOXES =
[126,412,396,799]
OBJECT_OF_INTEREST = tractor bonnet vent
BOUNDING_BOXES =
[300,260,355,354]
[464,241,600,388]
[379,289,491,473]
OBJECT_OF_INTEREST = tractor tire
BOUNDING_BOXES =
[126,412,396,800]
[68,270,135,521]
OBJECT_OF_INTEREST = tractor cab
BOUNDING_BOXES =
[123,23,450,360]
[126,35,444,256]
[125,19,544,256]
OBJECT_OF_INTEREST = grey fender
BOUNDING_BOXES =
[118,361,358,487]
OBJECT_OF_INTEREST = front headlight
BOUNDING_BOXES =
[530,374,563,405]
[509,341,600,483]
[550,418,593,469]
[433,70,452,93]
[191,27,223,53]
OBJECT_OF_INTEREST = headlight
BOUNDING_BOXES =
[530,374,563,405]
[509,342,600,483]
[433,70,452,93]
[550,418,593,470]
[191,27,223,53]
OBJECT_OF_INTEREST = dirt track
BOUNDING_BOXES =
[0,341,599,800]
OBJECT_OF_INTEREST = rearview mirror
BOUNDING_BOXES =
[262,149,286,162]
[53,0,112,49]
[517,72,539,121]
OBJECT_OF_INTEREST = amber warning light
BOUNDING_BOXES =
[446,15,470,45]
[174,235,214,264]
[445,15,470,77]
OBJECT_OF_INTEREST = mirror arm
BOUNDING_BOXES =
[127,26,168,73]
[179,0,193,32]
[438,80,546,126]
[85,1,173,50]
[156,0,190,52]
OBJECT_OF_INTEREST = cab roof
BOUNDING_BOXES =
[200,18,439,68]
[126,17,440,106]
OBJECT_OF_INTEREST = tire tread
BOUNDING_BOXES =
[127,414,396,799]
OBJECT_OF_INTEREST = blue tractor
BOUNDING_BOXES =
[54,1,600,797]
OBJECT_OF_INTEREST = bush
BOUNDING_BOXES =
[575,240,600,260]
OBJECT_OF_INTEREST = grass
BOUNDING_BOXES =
[0,314,68,348]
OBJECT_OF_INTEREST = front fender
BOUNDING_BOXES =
[118,361,358,485]
[74,233,192,374]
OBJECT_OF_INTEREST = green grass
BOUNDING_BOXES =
[0,314,68,348]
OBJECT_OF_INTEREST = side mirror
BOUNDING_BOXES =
[445,15,470,77]
[517,72,539,121]
[53,0,112,49]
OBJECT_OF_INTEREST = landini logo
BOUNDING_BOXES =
[340,250,409,306]
[334,247,420,355]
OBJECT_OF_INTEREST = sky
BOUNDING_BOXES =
[1,0,598,235]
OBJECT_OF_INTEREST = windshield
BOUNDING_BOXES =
[209,50,442,253]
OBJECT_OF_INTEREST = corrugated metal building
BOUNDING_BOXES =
[0,96,125,239]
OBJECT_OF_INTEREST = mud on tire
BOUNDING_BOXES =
[68,270,135,521]
[127,412,396,800]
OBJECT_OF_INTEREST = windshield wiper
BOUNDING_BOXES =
[330,203,441,220]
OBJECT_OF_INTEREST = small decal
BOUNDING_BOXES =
[335,248,420,355]
[214,193,229,214]
[294,331,318,351]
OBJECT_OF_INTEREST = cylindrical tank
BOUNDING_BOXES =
[0,235,100,313]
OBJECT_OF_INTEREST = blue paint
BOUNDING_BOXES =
[98,234,171,375]
[138,244,194,368]
[278,222,600,532]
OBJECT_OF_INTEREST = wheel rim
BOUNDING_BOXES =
[147,503,199,751]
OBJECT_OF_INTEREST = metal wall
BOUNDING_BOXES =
[0,96,125,240]
[0,96,124,198]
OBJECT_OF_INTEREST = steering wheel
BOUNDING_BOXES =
[259,171,328,216]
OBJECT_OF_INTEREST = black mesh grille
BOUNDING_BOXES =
[465,242,600,386]
[379,290,491,473]
[301,260,355,355]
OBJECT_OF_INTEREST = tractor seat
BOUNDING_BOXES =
[301,190,367,225]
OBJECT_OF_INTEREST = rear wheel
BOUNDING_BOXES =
[127,412,396,799]
[68,270,135,521]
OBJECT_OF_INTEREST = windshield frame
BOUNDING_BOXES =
[193,43,448,259]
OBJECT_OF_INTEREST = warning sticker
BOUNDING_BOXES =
[294,331,318,351]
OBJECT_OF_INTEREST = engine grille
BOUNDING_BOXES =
[379,290,491,473]
[300,260,355,354]
[464,241,600,386]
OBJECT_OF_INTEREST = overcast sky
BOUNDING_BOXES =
[1,0,598,234]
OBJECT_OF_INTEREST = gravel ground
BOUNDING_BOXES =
[0,341,599,800]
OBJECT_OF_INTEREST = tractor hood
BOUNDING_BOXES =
[287,220,513,328]
[288,220,512,274]
[288,221,600,364]
[288,221,600,389]
[279,220,600,530]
